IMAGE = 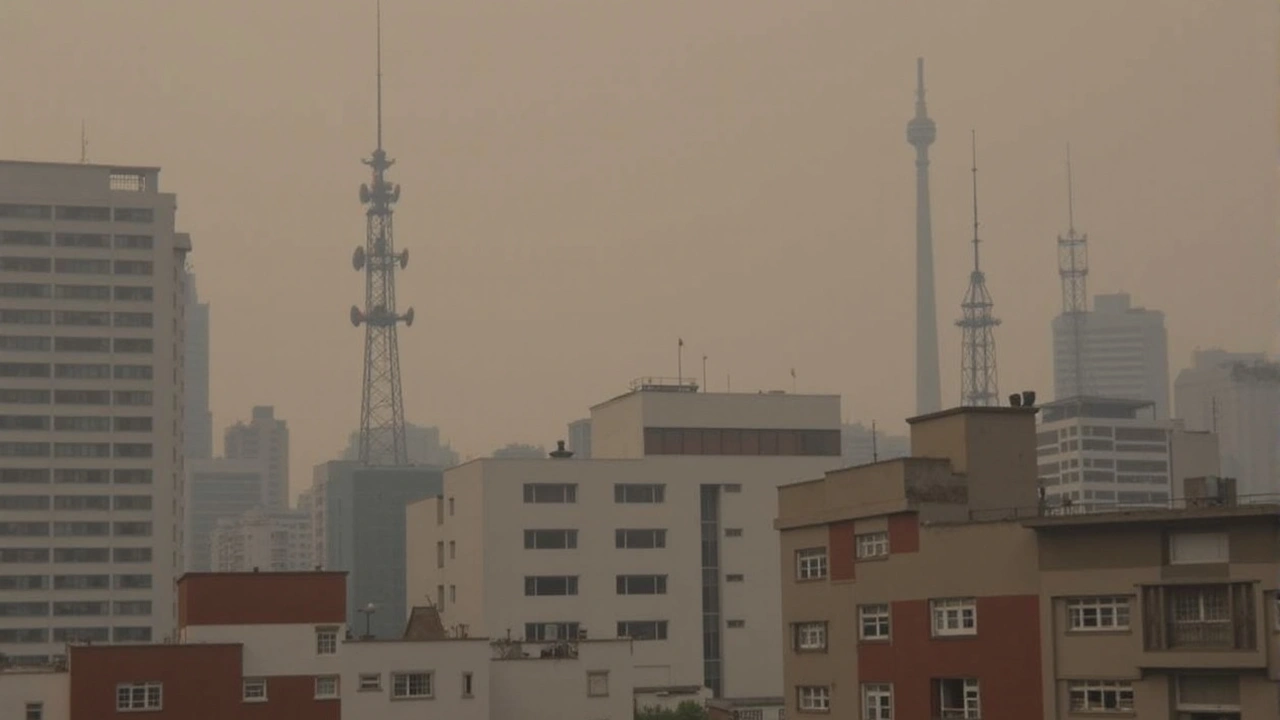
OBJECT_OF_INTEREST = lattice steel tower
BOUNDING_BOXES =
[350,2,414,466]
[907,57,942,416]
[1057,145,1089,398]
[956,131,1000,407]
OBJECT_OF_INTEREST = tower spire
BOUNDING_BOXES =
[907,57,941,416]
[956,130,1001,407]
[350,0,414,466]
[1057,143,1089,398]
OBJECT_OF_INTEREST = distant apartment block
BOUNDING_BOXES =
[210,507,313,572]
[1036,396,1219,511]
[568,417,592,458]
[1053,292,1170,418]
[182,458,267,572]
[0,160,192,664]
[407,379,843,717]
[224,406,289,510]
[777,404,1280,719]
[841,422,909,467]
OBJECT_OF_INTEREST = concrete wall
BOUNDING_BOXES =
[490,640,635,720]
[0,669,68,720]
[340,639,491,720]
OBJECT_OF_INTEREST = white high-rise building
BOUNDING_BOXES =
[1036,396,1219,511]
[406,379,843,717]
[224,405,289,510]
[1174,349,1280,497]
[1052,292,1170,419]
[0,160,191,662]
[209,506,313,572]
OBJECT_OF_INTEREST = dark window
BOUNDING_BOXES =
[0,522,50,536]
[0,283,51,298]
[112,338,152,353]
[113,208,154,224]
[54,390,110,405]
[113,365,153,380]
[113,417,152,432]
[0,257,51,272]
[523,529,577,549]
[0,576,47,591]
[0,602,50,617]
[0,310,51,325]
[0,230,50,246]
[112,260,153,276]
[0,335,51,352]
[523,622,579,641]
[112,548,151,563]
[56,206,110,222]
[616,575,667,595]
[54,258,111,275]
[114,234,153,249]
[54,364,109,379]
[615,528,667,549]
[0,389,50,404]
[54,496,109,511]
[113,469,152,484]
[0,469,50,484]
[55,310,110,326]
[616,620,668,640]
[0,548,50,563]
[54,284,109,301]
[55,233,110,248]
[54,469,109,484]
[53,548,109,563]
[0,415,49,431]
[0,362,50,377]
[54,337,110,353]
[113,443,153,459]
[522,483,576,503]
[0,204,52,219]
[523,576,578,596]
[113,285,153,301]
[53,601,109,616]
[0,442,50,457]
[614,484,665,503]
[113,312,152,328]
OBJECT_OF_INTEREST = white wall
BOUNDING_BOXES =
[490,640,635,720]
[340,639,490,720]
[0,670,69,720]
[181,623,346,678]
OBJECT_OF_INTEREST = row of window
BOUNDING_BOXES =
[0,574,154,593]
[0,468,153,484]
[0,310,153,327]
[0,442,154,458]
[0,258,153,275]
[644,427,842,457]
[0,521,153,537]
[0,336,153,353]
[0,547,153,563]
[0,389,155,406]
[0,230,154,248]
[0,282,153,301]
[0,362,153,379]
[520,528,668,550]
[794,534,890,581]
[0,416,153,432]
[0,494,152,511]
[0,579,153,605]
[0,204,155,223]
[523,482,667,504]
[799,679,1134,717]
[0,624,152,644]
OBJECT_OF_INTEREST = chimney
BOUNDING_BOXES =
[549,441,574,459]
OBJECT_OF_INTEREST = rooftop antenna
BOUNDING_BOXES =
[871,419,879,462]
[79,121,88,164]
[956,130,1001,406]
[1057,143,1089,398]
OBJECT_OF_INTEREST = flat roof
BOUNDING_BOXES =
[1039,395,1154,411]
[906,405,1038,424]
[0,159,160,173]
[1023,504,1280,529]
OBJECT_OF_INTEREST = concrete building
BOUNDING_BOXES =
[777,404,1280,719]
[568,417,592,458]
[1175,349,1280,497]
[0,571,636,720]
[224,406,289,511]
[209,507,313,572]
[841,422,910,467]
[0,160,192,664]
[407,379,843,716]
[1052,292,1171,418]
[182,271,211,461]
[181,458,267,573]
[1036,396,1220,512]
[312,462,441,638]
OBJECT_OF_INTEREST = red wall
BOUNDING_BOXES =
[887,513,920,554]
[828,520,857,581]
[179,572,346,627]
[241,676,340,720]
[857,595,1043,719]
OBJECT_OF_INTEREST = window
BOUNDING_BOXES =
[0,362,50,377]
[114,364,153,380]
[449,541,455,559]
[725,528,743,537]
[614,483,665,503]
[0,415,49,431]
[724,483,742,493]
[114,469,153,484]
[54,337,109,353]
[523,483,577,503]
[113,338,153,353]
[54,416,109,432]
[1169,532,1228,565]
[114,574,152,589]
[242,679,267,702]
[114,522,152,537]
[25,702,43,720]
[54,521,108,536]
[113,600,152,615]
[1165,585,1234,648]
[316,627,339,655]
[116,682,162,711]
[113,260,153,276]
[55,310,110,326]
[796,548,828,580]
[53,601,109,616]
[0,521,48,536]
[617,620,668,640]
[1068,681,1133,713]
[794,622,827,651]
[115,626,152,642]
[587,671,609,697]
[462,671,474,697]
[1,230,50,246]
[797,686,830,712]
[862,684,892,719]
[54,443,111,459]
[0,257,52,272]
[616,574,667,595]
[55,495,109,511]
[114,391,153,406]
[615,528,666,549]
[0,442,50,457]
[0,203,51,219]
[860,604,891,640]
[525,622,580,641]
[53,548,108,563]
[524,576,578,596]
[935,678,980,719]
[855,531,889,559]
[55,390,110,405]
[115,234,153,249]
[391,672,433,699]
[113,312,153,328]
[54,363,108,379]
[726,573,745,582]
[436,541,445,568]
[524,529,578,549]
[0,283,51,298]
[114,417,153,433]
[358,673,381,691]
[1067,597,1130,632]
[54,258,111,275]
[931,598,977,637]
[0,310,51,325]
[114,208,154,223]
[0,335,51,352]
[314,676,339,699]
[114,285,153,302]
[57,205,110,221]
[0,469,49,484]
[55,284,108,300]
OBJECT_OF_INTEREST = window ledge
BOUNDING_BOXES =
[241,697,268,704]
[390,695,435,702]
[1065,629,1131,636]
[858,637,891,644]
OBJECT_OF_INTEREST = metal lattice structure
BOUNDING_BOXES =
[1058,145,1089,398]
[350,2,413,466]
[956,131,1000,407]
[907,57,942,416]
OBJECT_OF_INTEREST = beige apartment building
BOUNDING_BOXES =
[777,404,1280,720]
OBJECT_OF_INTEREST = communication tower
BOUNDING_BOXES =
[956,131,1000,406]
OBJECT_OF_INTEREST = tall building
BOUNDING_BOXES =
[1036,396,1219,512]
[340,422,459,468]
[209,506,313,572]
[1175,349,1280,497]
[1052,292,1170,419]
[907,58,942,416]
[182,458,267,572]
[407,380,843,716]
[182,270,211,461]
[567,417,592,459]
[840,422,909,467]
[0,160,191,662]
[777,406,1280,718]
[224,405,289,510]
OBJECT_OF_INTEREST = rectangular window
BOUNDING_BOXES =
[1067,681,1134,713]
[316,627,339,655]
[725,527,743,537]
[616,574,667,595]
[54,496,110,511]
[935,678,980,719]
[54,337,109,353]
[54,363,109,379]
[794,621,827,651]
[0,283,51,298]
[113,575,152,590]
[113,522,152,537]
[1067,597,1131,632]
[113,338,153,354]
[930,598,977,637]
[726,573,744,582]
[0,602,50,617]
[1,230,50,246]
[1169,532,1229,565]
[55,310,110,326]
[113,260,153,276]
[391,672,433,699]
[314,676,339,699]
[614,483,666,503]
[358,673,381,691]
[54,443,111,458]
[54,416,110,432]
[113,208,154,223]
[113,312,153,328]
[54,284,109,301]
[616,620,668,640]
[115,682,162,711]
[113,443,153,459]
[0,549,50,563]
[524,529,578,549]
[57,205,110,222]
[0,415,49,431]
[862,683,892,720]
[0,389,50,404]
[242,679,267,702]
[25,702,43,720]
[0,310,52,326]
[855,531,890,559]
[0,575,48,591]
[113,600,152,615]
[615,528,666,549]
[0,203,51,219]
[524,622,579,641]
[113,417,152,433]
[114,495,152,511]
[0,335,51,352]
[524,576,578,596]
[796,548,828,580]
[522,483,577,503]
[113,627,151,642]
[55,233,109,248]
[113,285,153,302]
[54,521,108,537]
[54,390,110,405]
[115,234,153,249]
[0,521,49,536]
[113,469,152,484]
[53,548,108,563]
[0,442,50,457]
[0,257,52,272]
[587,670,610,697]
[54,258,111,275]
[462,671,474,698]
[114,364,153,380]
[797,686,830,712]
[0,469,50,484]
[114,391,153,406]
[859,604,891,640]
[0,362,50,377]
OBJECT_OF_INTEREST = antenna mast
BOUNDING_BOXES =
[1057,144,1089,398]
[956,130,1001,406]
[907,57,942,416]
[79,121,88,164]
[350,0,414,466]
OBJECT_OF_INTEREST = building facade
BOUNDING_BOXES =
[224,406,289,511]
[181,271,211,461]
[407,380,843,714]
[567,417,592,458]
[778,404,1280,719]
[0,160,191,664]
[1052,292,1170,418]
[210,507,313,572]
[1175,350,1280,498]
[182,459,266,573]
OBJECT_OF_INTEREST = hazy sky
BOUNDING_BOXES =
[2,1,1275,498]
